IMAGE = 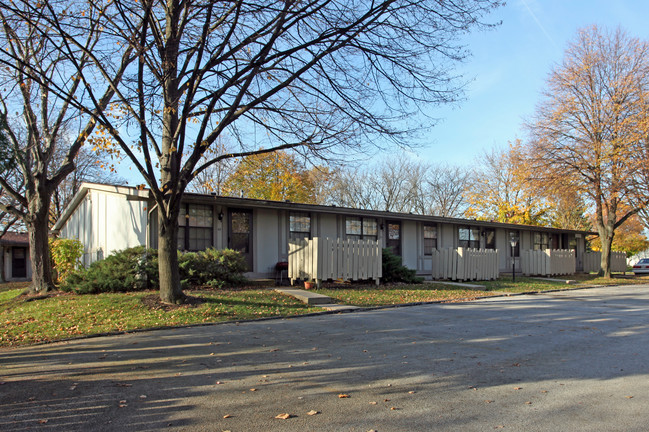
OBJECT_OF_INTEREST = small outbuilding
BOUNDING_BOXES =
[0,231,31,282]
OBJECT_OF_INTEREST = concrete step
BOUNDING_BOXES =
[275,288,333,305]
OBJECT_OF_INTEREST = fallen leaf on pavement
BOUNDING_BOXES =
[369,401,377,405]
[38,420,48,424]
[275,413,292,419]
[485,400,494,403]
[250,388,257,392]
[338,394,350,398]
[625,396,634,399]
[525,401,532,405]
[513,387,522,390]
[223,414,232,418]
[307,410,319,416]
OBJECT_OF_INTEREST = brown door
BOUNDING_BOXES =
[228,210,253,271]
[386,221,401,257]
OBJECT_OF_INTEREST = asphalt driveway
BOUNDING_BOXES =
[2,285,649,431]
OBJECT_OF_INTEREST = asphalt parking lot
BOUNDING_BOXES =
[2,285,649,431]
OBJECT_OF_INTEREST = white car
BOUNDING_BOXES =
[633,258,649,275]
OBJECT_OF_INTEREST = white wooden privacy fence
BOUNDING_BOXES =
[583,251,627,273]
[288,237,382,286]
[521,249,575,276]
[431,248,499,281]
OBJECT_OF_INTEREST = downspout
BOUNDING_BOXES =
[145,202,159,250]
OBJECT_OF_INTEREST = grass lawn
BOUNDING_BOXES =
[312,273,647,306]
[2,273,645,347]
[0,286,321,347]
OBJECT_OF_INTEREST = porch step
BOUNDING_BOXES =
[275,288,333,305]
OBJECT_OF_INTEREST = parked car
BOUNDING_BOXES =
[632,258,649,275]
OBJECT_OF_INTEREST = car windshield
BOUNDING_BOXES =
[639,258,649,264]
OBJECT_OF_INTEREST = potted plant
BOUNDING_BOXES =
[304,280,314,289]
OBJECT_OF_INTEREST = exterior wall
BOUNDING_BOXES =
[60,189,148,266]
[439,224,455,249]
[401,220,418,270]
[253,207,280,278]
[317,213,338,239]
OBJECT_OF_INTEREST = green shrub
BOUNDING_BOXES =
[63,246,158,294]
[179,248,247,288]
[62,246,246,294]
[381,248,423,284]
[49,238,84,284]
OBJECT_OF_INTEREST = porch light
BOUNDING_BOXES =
[510,239,518,282]
[218,211,224,221]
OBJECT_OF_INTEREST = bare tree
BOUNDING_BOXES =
[526,26,649,277]
[1,0,501,302]
[187,140,236,195]
[50,146,126,223]
[0,2,135,292]
[415,163,470,218]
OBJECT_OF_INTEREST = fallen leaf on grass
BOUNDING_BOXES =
[338,394,350,398]
[485,400,494,403]
[275,413,292,419]
[625,396,634,399]
[307,410,319,416]
[390,407,398,410]
[369,401,377,405]
[408,391,416,394]
[525,401,532,405]
[513,387,522,390]
[250,388,257,392]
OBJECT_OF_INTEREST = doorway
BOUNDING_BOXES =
[12,247,27,278]
[228,210,253,271]
[386,221,401,257]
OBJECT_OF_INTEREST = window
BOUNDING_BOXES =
[533,232,549,250]
[346,217,378,241]
[178,204,213,251]
[423,224,437,255]
[484,228,496,250]
[458,226,480,249]
[508,231,520,257]
[289,212,311,240]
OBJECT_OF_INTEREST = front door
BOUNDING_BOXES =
[386,221,401,257]
[229,210,253,271]
[12,247,27,278]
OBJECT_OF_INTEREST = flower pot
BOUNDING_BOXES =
[304,281,314,290]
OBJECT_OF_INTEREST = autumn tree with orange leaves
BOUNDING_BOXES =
[223,151,319,203]
[526,26,649,277]
[465,141,550,225]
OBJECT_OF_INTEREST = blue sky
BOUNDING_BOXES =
[114,0,649,184]
[414,0,649,167]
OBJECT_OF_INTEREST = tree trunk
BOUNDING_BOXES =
[26,200,55,293]
[597,228,614,278]
[158,209,184,304]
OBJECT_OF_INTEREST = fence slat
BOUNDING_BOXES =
[288,237,382,284]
